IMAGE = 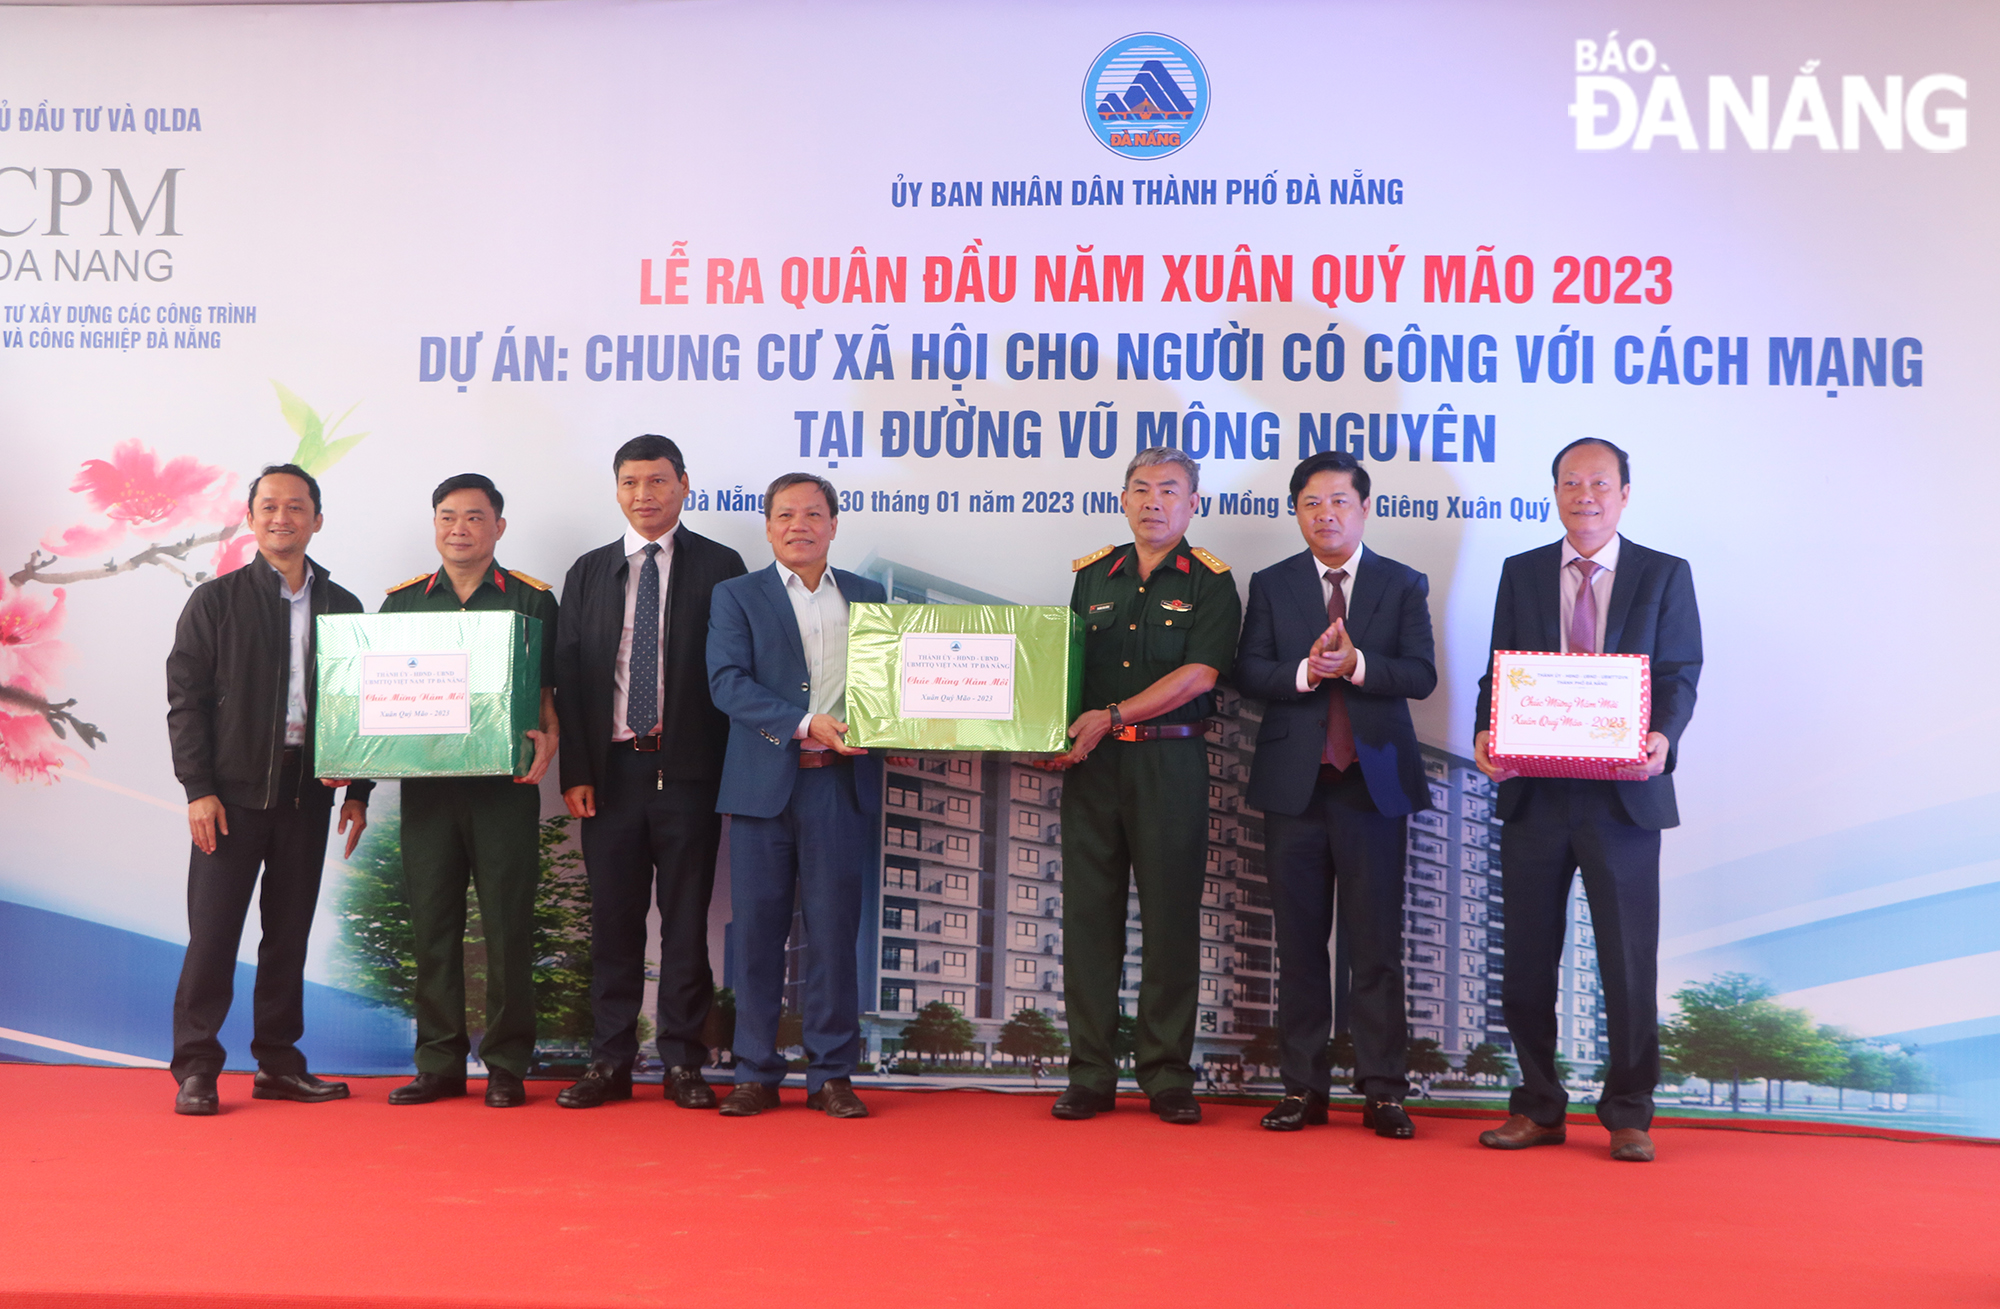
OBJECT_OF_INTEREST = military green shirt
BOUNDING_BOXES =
[379,562,559,688]
[1069,538,1241,724]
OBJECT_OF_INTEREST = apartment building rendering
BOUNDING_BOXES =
[727,554,1610,1082]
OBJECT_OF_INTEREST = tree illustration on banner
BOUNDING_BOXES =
[899,1000,977,1067]
[1406,1035,1452,1080]
[1657,972,1928,1114]
[1462,1041,1515,1087]
[0,382,367,784]
[997,1006,1067,1065]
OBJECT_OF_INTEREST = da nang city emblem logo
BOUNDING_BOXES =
[1084,32,1209,160]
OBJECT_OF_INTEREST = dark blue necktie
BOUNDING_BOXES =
[627,542,662,736]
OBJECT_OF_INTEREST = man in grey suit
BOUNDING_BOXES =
[705,473,885,1119]
[1234,451,1437,1137]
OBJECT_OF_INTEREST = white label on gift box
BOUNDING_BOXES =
[899,633,1017,720]
[1491,652,1648,761]
[359,651,471,735]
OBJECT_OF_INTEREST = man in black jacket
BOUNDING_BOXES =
[553,435,746,1109]
[165,464,372,1116]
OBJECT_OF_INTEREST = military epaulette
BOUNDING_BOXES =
[1189,547,1230,574]
[1072,544,1116,572]
[386,573,432,594]
[507,569,552,591]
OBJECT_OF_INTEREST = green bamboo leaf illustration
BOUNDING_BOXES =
[308,431,371,476]
[322,401,361,442]
[272,380,326,468]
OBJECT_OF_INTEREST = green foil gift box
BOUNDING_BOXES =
[844,604,1082,753]
[314,612,542,778]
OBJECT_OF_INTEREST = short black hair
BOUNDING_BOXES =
[1551,438,1630,486]
[1289,450,1370,504]
[246,463,322,516]
[614,434,687,479]
[431,472,503,517]
[765,472,839,518]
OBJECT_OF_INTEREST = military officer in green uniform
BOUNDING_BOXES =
[381,473,559,1109]
[1048,446,1242,1126]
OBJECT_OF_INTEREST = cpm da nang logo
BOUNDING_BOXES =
[1085,32,1209,160]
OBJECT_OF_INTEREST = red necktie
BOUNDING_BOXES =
[1568,558,1601,654]
[1322,568,1356,770]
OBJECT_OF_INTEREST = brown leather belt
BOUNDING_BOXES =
[798,750,848,769]
[618,734,664,752]
[1111,722,1205,742]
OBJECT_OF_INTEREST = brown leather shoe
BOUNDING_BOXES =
[1609,1128,1656,1162]
[1478,1113,1567,1150]
[805,1076,869,1118]
[718,1081,782,1117]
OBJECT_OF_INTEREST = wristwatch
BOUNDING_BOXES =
[1108,702,1124,731]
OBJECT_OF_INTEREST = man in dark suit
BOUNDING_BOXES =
[1234,451,1436,1137]
[553,435,747,1110]
[1473,437,1701,1163]
[705,473,885,1119]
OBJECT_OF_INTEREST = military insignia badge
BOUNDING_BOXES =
[1160,598,1193,612]
[1089,602,1116,612]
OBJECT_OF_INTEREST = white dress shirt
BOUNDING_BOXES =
[782,564,848,746]
[611,523,676,740]
[1559,533,1621,654]
[279,564,314,746]
[1295,543,1369,692]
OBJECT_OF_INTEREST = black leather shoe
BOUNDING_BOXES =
[1149,1087,1203,1125]
[666,1065,718,1109]
[252,1070,350,1103]
[718,1082,782,1116]
[1260,1091,1329,1131]
[174,1073,218,1116]
[1050,1085,1117,1120]
[1362,1097,1416,1139]
[484,1068,527,1108]
[388,1071,467,1105]
[805,1076,869,1118]
[557,1062,632,1109]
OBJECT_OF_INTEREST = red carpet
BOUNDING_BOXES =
[0,1066,1993,1308]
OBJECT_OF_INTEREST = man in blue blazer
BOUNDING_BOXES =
[1473,438,1701,1163]
[706,473,885,1119]
[1235,451,1436,1137]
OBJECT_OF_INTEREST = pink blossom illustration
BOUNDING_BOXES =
[39,440,240,558]
[210,529,258,577]
[0,710,69,783]
[2,384,368,784]
[0,584,70,698]
[0,583,100,763]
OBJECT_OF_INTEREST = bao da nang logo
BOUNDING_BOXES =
[1085,32,1209,160]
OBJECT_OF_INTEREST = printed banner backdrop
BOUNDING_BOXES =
[1,1,1995,1134]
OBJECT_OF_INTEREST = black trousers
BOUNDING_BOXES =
[1265,764,1410,1100]
[1499,778,1662,1131]
[170,752,332,1082]
[579,743,721,1070]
